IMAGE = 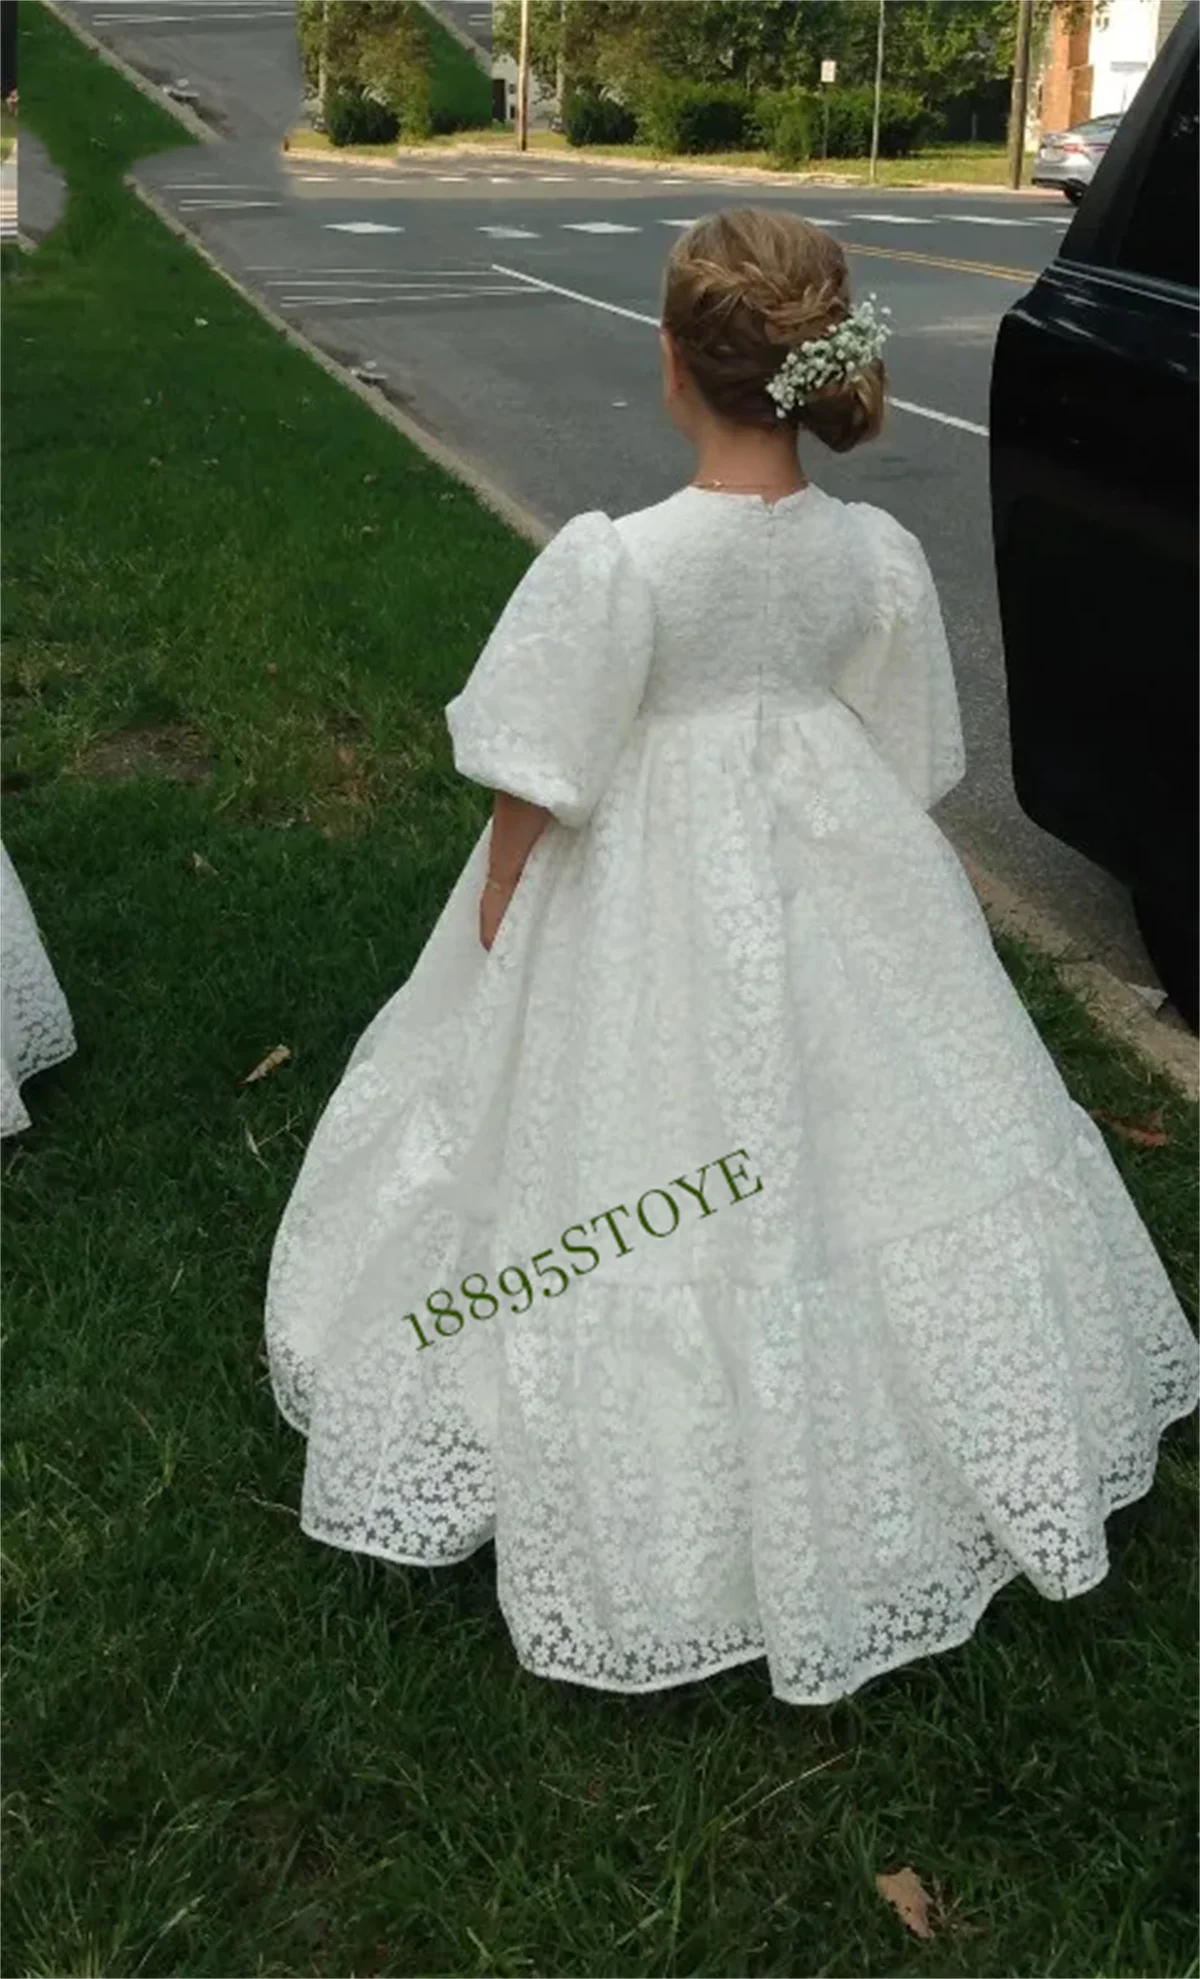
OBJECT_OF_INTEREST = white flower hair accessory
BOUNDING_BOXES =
[765,293,892,417]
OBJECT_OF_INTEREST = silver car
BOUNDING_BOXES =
[1032,113,1123,201]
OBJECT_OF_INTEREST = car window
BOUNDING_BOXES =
[1111,58,1199,288]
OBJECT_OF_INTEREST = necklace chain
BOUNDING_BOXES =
[692,476,808,494]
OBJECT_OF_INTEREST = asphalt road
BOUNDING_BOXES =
[61,0,1169,1005]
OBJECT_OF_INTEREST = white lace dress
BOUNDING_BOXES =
[1,841,76,1138]
[265,485,1198,1706]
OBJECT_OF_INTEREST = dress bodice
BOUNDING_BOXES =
[614,485,884,722]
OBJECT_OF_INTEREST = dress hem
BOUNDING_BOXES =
[288,1378,1197,1706]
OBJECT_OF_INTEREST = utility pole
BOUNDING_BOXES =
[317,0,329,127]
[1007,0,1035,190]
[556,0,567,124]
[868,0,886,184]
[516,0,531,152]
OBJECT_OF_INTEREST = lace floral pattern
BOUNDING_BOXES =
[1,841,76,1138]
[265,487,1198,1704]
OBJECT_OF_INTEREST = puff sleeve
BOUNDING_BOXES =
[444,511,655,830]
[832,511,966,811]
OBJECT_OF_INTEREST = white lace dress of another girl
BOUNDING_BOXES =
[1,840,76,1138]
[265,484,1199,1707]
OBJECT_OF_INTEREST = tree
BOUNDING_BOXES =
[492,0,1110,125]
[296,0,430,131]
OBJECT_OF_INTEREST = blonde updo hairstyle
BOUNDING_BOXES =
[661,207,886,454]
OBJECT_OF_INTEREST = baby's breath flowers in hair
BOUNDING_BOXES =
[765,293,893,418]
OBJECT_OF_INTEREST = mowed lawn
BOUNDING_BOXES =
[2,9,1197,1978]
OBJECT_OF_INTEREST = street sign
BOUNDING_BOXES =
[821,59,837,85]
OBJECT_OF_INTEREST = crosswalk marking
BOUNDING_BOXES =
[936,213,1035,227]
[180,199,279,209]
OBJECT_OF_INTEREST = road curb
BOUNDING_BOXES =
[42,0,219,144]
[125,176,553,550]
[960,853,1198,1098]
[120,184,1195,1100]
[279,133,1049,197]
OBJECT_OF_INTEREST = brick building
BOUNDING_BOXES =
[1035,0,1190,132]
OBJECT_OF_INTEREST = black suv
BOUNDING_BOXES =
[990,2,1198,1029]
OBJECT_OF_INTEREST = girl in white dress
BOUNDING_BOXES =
[265,210,1198,1706]
[1,840,76,1138]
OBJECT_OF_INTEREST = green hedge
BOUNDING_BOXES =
[563,89,637,146]
[817,84,929,159]
[752,88,814,167]
[324,86,399,147]
[634,79,756,155]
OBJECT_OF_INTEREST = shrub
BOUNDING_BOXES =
[821,85,929,160]
[635,79,755,155]
[324,86,399,147]
[752,88,813,168]
[563,89,637,146]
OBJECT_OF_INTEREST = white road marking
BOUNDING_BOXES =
[489,176,515,183]
[658,219,703,228]
[538,175,571,181]
[889,397,988,436]
[935,213,1036,226]
[438,175,469,182]
[562,221,641,233]
[282,287,536,306]
[164,182,261,189]
[325,221,405,234]
[477,225,539,238]
[180,199,279,209]
[492,262,990,435]
[296,175,336,183]
[95,8,295,18]
[846,212,933,225]
[259,269,485,280]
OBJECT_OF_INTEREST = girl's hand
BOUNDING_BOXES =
[479,874,515,952]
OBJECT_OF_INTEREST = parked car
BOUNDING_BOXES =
[990,1,1198,1030]
[1032,112,1123,201]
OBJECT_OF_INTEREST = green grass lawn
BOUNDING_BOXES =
[425,5,493,134]
[3,8,1197,1977]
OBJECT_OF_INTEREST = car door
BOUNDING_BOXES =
[989,6,1198,923]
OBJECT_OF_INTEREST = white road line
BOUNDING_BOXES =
[936,213,1036,227]
[95,8,295,18]
[180,199,279,209]
[889,396,988,436]
[252,266,484,275]
[352,175,411,185]
[538,175,571,181]
[846,212,933,225]
[270,277,493,288]
[325,221,405,234]
[164,182,262,189]
[295,175,336,183]
[492,263,989,436]
[477,225,539,238]
[562,221,641,234]
[282,286,536,306]
[491,261,660,328]
[438,175,469,182]
[658,219,703,228]
[489,176,515,183]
